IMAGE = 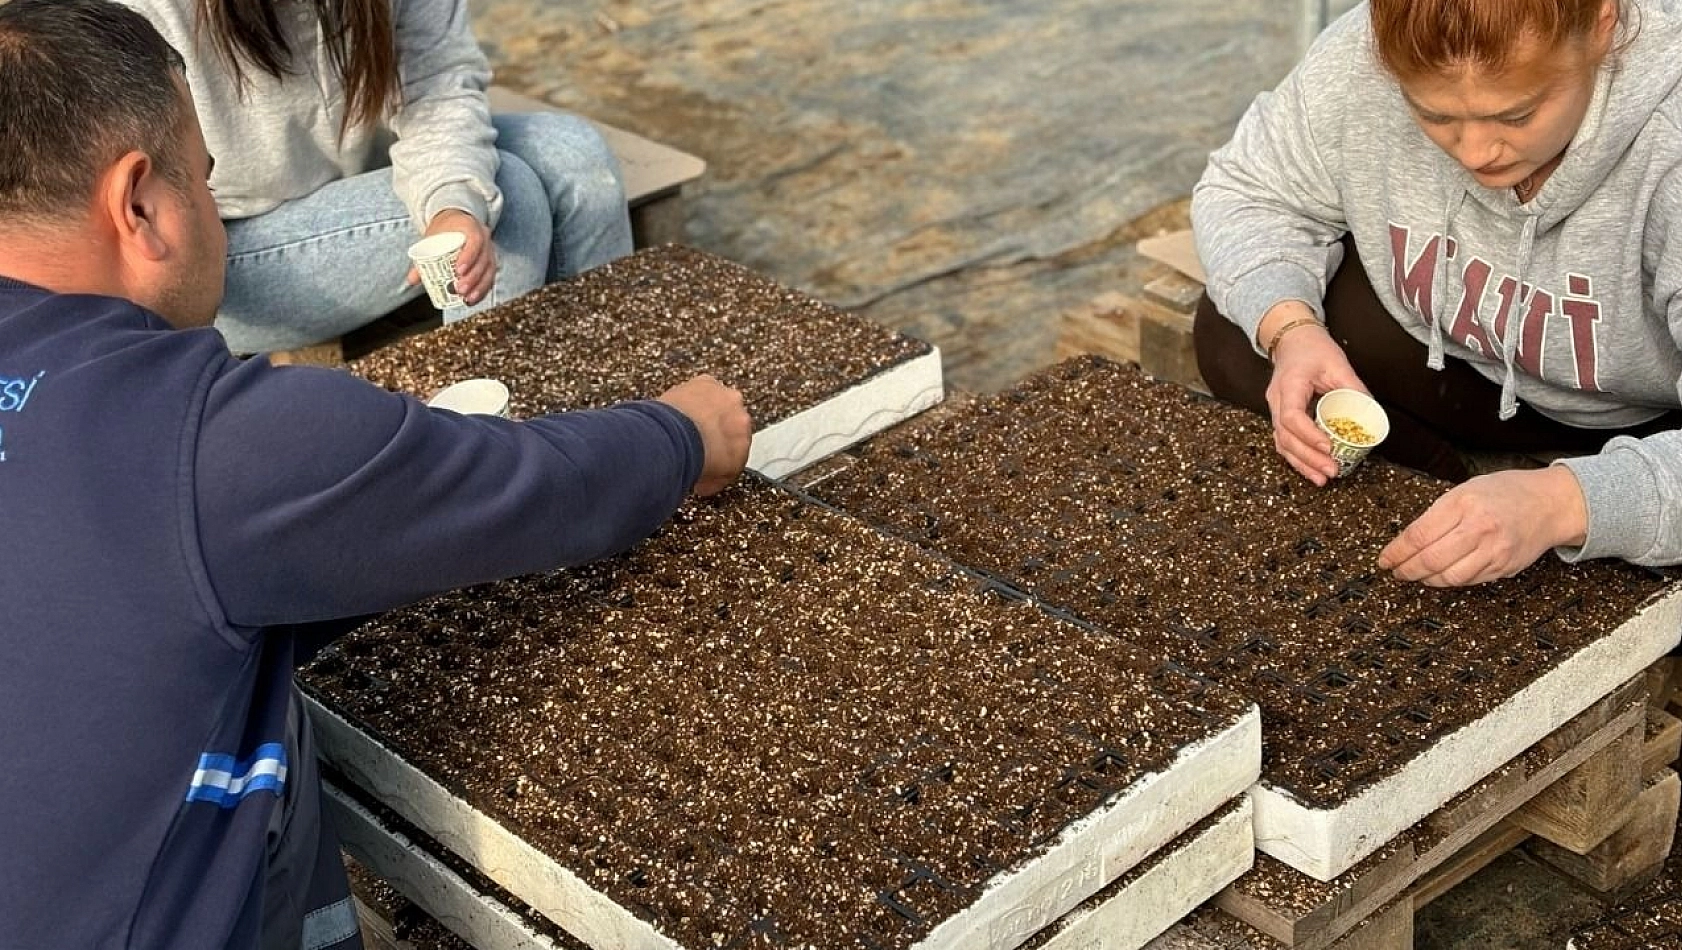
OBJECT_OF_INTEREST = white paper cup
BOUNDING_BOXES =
[407,232,467,311]
[427,378,510,418]
[1314,389,1390,477]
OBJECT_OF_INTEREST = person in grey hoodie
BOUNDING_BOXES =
[118,0,635,354]
[1192,0,1682,587]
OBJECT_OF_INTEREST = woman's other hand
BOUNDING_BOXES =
[409,210,496,305]
[1378,466,1589,586]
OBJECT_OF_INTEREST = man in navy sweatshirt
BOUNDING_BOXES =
[0,2,753,948]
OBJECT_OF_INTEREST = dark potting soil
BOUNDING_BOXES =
[301,478,1251,950]
[804,355,1678,809]
[349,244,930,423]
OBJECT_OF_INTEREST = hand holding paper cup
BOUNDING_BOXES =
[1313,389,1389,477]
[427,378,510,418]
[407,232,467,311]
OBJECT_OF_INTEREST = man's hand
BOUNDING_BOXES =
[1378,466,1590,587]
[408,210,496,306]
[657,375,752,496]
[1258,302,1365,486]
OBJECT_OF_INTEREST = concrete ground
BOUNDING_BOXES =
[449,1,1647,945]
[471,0,1298,393]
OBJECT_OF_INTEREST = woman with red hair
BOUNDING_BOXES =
[1193,0,1682,586]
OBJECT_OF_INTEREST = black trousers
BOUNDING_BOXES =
[1192,237,1679,482]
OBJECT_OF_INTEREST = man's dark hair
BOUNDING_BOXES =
[0,0,191,222]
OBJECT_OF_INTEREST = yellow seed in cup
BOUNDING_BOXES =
[1325,417,1374,445]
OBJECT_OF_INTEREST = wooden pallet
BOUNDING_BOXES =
[1530,769,1680,902]
[1647,657,1682,722]
[1524,672,1682,903]
[1645,705,1682,779]
[1149,664,1682,950]
[1562,686,1682,948]
[1058,229,1208,395]
[1206,676,1648,950]
[1056,274,1206,396]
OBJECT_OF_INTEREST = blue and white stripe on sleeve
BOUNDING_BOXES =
[184,742,288,808]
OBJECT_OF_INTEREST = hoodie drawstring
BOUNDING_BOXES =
[1427,191,1468,371]
[1498,214,1539,420]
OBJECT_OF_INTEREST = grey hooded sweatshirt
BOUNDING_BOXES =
[1193,0,1682,567]
[119,0,501,233]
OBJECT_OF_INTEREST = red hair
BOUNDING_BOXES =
[1370,0,1612,80]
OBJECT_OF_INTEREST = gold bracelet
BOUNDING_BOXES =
[1264,316,1324,361]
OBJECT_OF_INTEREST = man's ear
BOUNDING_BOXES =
[99,150,170,263]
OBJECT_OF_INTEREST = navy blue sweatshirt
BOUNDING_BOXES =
[0,277,702,949]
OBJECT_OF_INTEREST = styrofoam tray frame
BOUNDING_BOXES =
[307,697,1260,950]
[1027,797,1254,950]
[1254,592,1682,881]
[327,780,577,950]
[327,783,1253,950]
[747,347,944,478]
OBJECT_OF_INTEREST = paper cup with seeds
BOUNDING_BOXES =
[1314,389,1389,477]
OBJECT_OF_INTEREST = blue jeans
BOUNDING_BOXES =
[216,112,634,353]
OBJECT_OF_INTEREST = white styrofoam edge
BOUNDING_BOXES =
[747,347,944,479]
[309,696,1259,950]
[1253,590,1682,881]
[921,705,1262,950]
[324,780,577,950]
[325,780,1251,950]
[309,698,676,950]
[1031,797,1254,950]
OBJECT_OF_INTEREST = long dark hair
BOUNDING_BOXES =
[0,0,191,220]
[195,0,399,136]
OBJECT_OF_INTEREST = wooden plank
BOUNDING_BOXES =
[1409,821,1529,909]
[1056,291,1140,366]
[1650,657,1682,719]
[1135,296,1207,395]
[1150,902,1408,950]
[1053,283,1210,408]
[1214,845,1414,949]
[1137,230,1206,285]
[1529,768,1680,899]
[1510,719,1642,854]
[628,193,690,247]
[1143,269,1206,314]
[1325,900,1410,950]
[1216,684,1644,950]
[1647,707,1682,779]
[1643,658,1672,710]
